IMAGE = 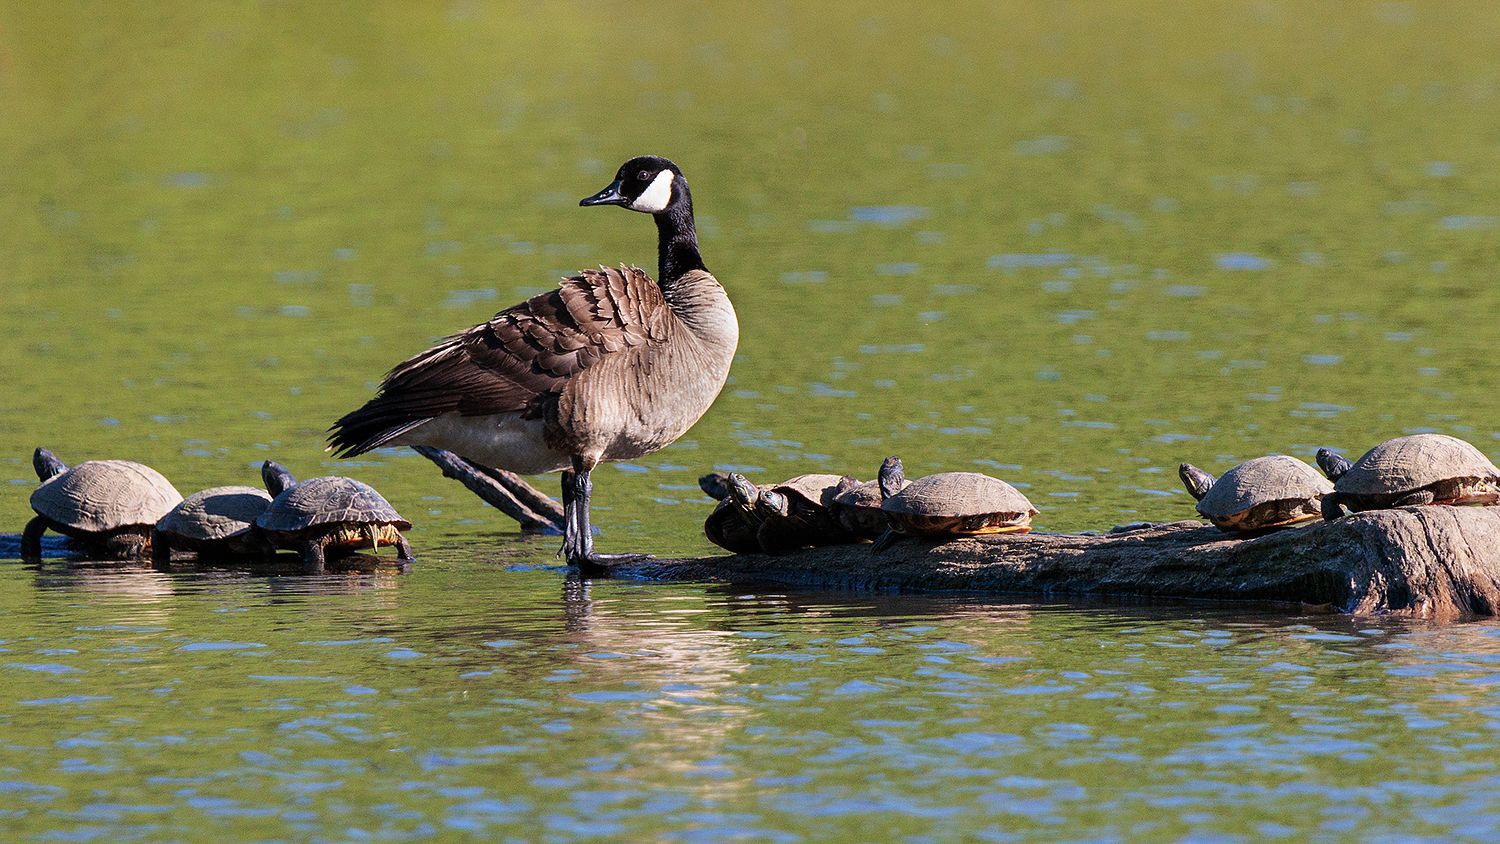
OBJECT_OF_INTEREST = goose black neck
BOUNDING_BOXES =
[654,180,706,286]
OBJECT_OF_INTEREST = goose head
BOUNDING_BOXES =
[580,155,684,214]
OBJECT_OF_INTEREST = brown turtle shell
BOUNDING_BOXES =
[829,479,892,540]
[256,476,410,536]
[882,472,1037,519]
[31,460,183,532]
[704,497,762,554]
[1336,434,1500,496]
[1196,456,1332,521]
[832,479,889,512]
[157,486,273,542]
[773,474,849,508]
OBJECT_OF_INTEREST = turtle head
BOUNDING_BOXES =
[32,448,67,482]
[756,489,790,519]
[261,460,298,497]
[833,475,860,498]
[878,456,906,501]
[1178,463,1215,501]
[726,473,760,512]
[699,472,734,501]
[1315,448,1352,482]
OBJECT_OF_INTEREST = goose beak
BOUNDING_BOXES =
[580,179,627,207]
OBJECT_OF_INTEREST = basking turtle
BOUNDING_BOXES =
[255,461,414,572]
[828,458,908,540]
[153,486,275,563]
[724,472,855,554]
[1178,455,1332,533]
[1316,434,1500,520]
[702,472,764,554]
[873,457,1039,550]
[21,448,183,560]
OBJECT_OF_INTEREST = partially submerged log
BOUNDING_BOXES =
[414,446,563,533]
[609,506,1500,620]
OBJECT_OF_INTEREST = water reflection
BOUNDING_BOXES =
[3,550,1500,838]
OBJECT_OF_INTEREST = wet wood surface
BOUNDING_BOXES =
[608,506,1500,620]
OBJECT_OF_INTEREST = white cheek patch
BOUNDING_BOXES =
[630,170,675,212]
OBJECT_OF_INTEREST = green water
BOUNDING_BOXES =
[6,0,1500,838]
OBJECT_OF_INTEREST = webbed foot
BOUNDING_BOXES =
[571,552,654,578]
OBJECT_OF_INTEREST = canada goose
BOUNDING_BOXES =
[327,155,738,572]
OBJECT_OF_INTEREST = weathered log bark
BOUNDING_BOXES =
[413,446,563,533]
[607,506,1500,620]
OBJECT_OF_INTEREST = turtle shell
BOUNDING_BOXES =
[158,486,273,542]
[828,478,891,540]
[1195,455,1332,520]
[1336,434,1500,496]
[882,472,1037,519]
[704,497,763,554]
[772,474,849,508]
[31,460,183,532]
[255,476,410,534]
[832,479,884,511]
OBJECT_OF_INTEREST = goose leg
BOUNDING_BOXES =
[559,469,586,562]
[562,457,653,575]
[21,516,46,560]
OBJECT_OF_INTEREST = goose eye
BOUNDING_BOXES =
[637,170,651,182]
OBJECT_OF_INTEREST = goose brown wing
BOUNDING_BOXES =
[327,266,668,457]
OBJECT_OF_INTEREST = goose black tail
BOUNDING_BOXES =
[326,397,432,458]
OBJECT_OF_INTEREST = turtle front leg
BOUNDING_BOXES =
[871,528,899,552]
[394,534,415,561]
[1394,489,1437,507]
[20,516,46,560]
[151,530,173,568]
[254,533,278,563]
[1320,494,1345,522]
[300,538,327,574]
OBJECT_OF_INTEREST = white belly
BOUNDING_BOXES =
[393,412,570,475]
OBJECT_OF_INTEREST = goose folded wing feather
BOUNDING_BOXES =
[380,266,666,421]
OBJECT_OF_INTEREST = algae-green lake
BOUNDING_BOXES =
[6,1,1500,838]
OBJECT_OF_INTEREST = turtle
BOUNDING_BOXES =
[828,457,908,540]
[255,461,414,572]
[21,447,183,560]
[1316,434,1500,520]
[1177,455,1333,533]
[872,457,1039,551]
[701,472,765,554]
[152,486,276,563]
[723,472,856,554]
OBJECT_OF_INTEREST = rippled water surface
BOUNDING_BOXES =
[7,0,1500,838]
[10,557,1500,840]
